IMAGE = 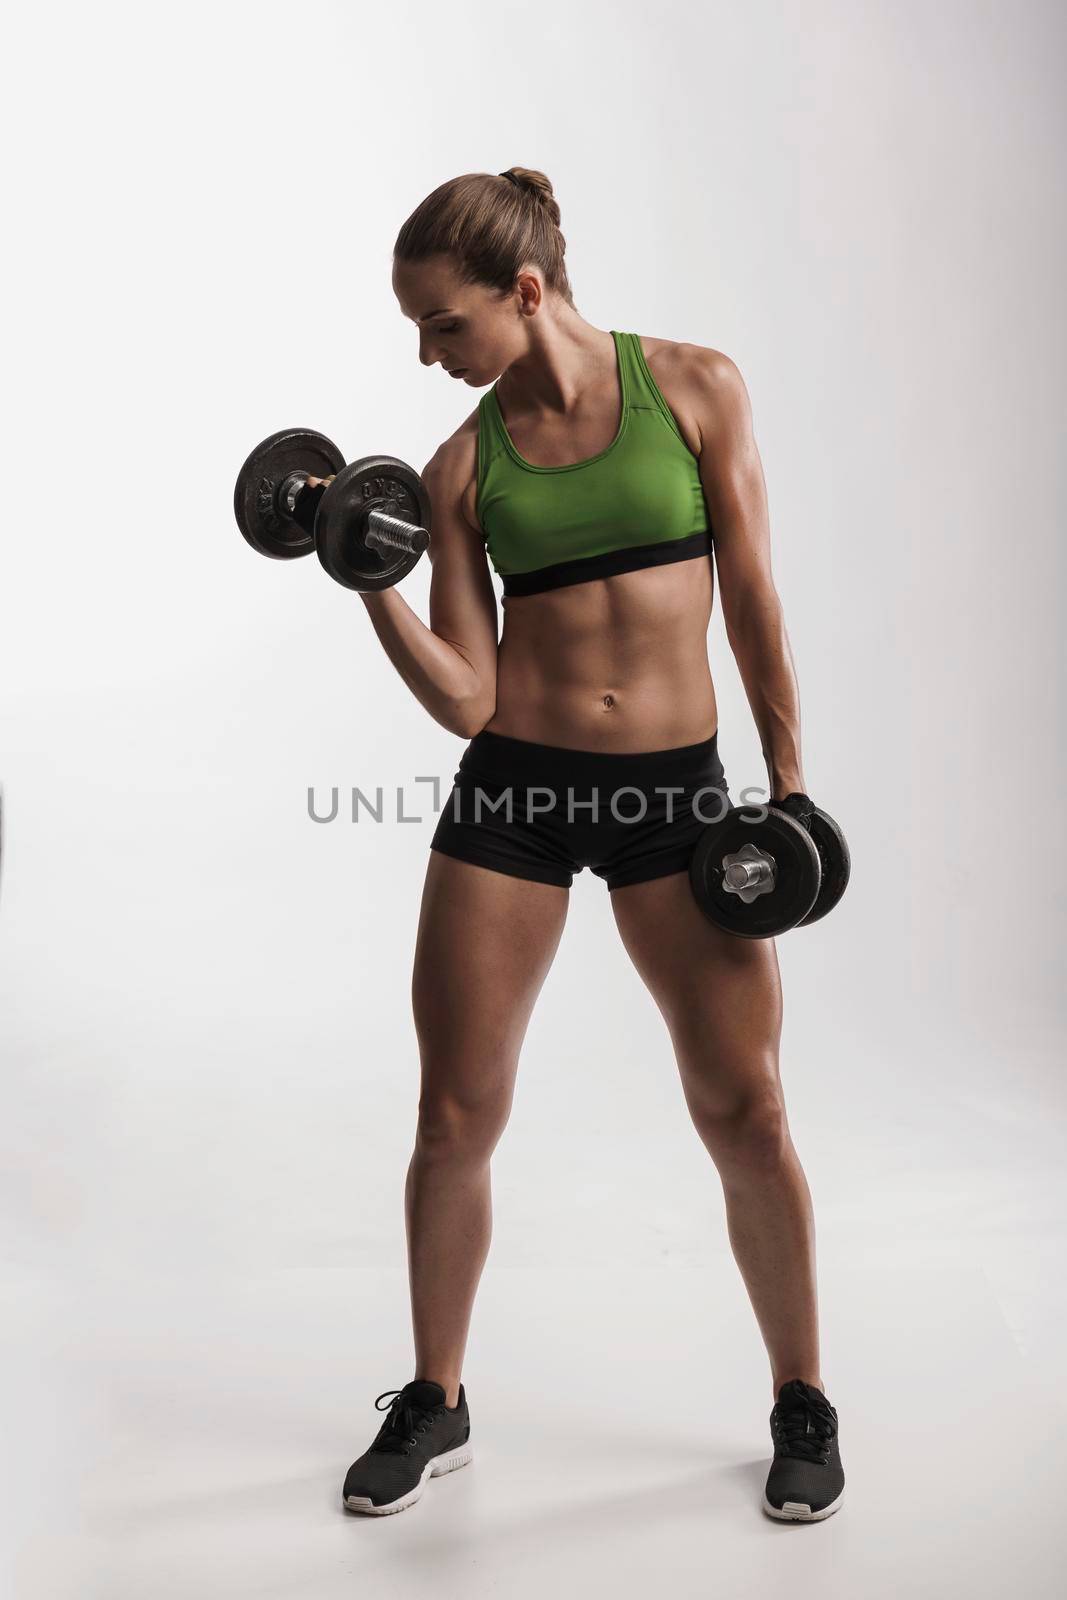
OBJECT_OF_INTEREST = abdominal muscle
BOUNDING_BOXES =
[482,553,718,753]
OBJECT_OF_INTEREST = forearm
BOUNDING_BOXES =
[725,598,806,799]
[359,587,491,737]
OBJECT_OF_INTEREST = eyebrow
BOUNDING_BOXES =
[417,307,455,322]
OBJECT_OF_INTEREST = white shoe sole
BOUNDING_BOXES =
[761,1487,844,1522]
[343,1443,474,1516]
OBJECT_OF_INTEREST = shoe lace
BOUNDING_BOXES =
[771,1388,837,1464]
[371,1387,439,1455]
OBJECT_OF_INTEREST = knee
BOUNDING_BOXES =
[415,1085,512,1162]
[692,1090,789,1170]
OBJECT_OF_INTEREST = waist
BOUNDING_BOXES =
[487,653,717,753]
[458,727,722,790]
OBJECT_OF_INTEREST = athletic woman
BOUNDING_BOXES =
[340,167,844,1522]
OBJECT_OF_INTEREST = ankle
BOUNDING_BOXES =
[773,1375,824,1400]
[417,1375,461,1408]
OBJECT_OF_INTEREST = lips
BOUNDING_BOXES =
[447,368,467,378]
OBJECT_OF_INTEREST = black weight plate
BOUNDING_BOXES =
[689,805,821,939]
[234,428,346,559]
[316,455,431,592]
[798,806,851,927]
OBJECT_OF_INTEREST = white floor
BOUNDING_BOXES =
[5,1240,1065,1600]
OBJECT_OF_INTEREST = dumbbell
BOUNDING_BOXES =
[689,801,850,939]
[233,428,431,592]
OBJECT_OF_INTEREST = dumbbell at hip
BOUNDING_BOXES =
[689,802,851,939]
[233,428,431,592]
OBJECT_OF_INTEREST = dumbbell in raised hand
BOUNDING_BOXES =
[689,801,851,939]
[233,428,431,592]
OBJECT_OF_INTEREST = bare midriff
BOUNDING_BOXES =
[482,553,718,753]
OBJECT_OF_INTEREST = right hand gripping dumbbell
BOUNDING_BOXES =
[233,428,431,592]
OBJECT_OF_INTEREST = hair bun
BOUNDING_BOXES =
[499,167,560,227]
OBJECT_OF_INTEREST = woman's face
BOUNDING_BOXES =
[392,254,531,388]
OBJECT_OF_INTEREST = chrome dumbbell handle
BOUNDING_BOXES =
[366,504,429,557]
[722,844,776,903]
[724,860,771,891]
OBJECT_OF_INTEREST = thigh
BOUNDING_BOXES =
[608,869,784,1120]
[412,849,570,1121]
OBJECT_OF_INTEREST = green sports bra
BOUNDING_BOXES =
[476,329,712,597]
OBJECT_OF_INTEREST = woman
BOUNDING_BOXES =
[339,167,844,1523]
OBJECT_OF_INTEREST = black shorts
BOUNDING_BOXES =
[430,728,732,891]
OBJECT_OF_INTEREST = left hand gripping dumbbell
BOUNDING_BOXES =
[689,796,851,939]
[233,428,431,592]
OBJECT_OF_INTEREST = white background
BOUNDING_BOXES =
[2,1,1064,1595]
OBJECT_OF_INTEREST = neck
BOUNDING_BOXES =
[497,313,614,417]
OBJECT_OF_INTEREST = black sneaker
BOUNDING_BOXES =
[342,1379,472,1516]
[762,1378,845,1521]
